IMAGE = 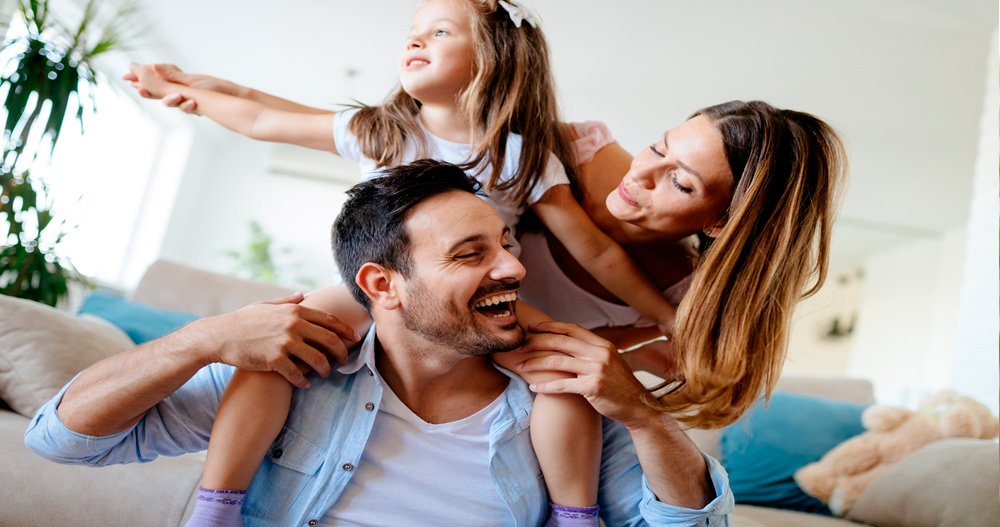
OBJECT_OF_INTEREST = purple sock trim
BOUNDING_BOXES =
[550,503,599,518]
[184,487,246,527]
[196,486,246,506]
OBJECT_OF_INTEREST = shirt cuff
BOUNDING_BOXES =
[638,453,735,526]
[23,375,136,465]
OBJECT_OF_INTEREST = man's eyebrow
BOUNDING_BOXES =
[446,226,511,254]
[664,131,704,183]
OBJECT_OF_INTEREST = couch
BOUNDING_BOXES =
[1,260,997,527]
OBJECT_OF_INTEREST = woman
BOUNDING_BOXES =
[513,102,847,428]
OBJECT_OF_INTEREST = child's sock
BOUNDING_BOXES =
[184,486,246,527]
[544,503,600,527]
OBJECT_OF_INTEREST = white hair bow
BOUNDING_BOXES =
[498,0,539,28]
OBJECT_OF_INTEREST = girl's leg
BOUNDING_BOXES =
[493,352,602,525]
[185,370,293,527]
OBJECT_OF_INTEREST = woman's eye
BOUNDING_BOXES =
[671,175,693,194]
[649,144,664,157]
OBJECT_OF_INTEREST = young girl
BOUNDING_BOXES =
[128,1,674,525]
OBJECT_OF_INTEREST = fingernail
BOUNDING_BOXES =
[515,362,524,370]
[353,332,361,341]
[303,381,312,389]
[528,383,537,392]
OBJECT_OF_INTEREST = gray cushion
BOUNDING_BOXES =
[0,295,135,416]
[847,438,1000,527]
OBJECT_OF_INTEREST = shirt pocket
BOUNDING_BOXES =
[242,426,326,521]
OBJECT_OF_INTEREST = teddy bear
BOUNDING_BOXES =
[793,390,999,516]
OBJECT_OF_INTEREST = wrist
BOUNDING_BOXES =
[623,393,669,434]
[169,318,220,368]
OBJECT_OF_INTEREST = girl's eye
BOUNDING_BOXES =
[671,175,693,194]
[434,29,448,36]
[649,144,664,157]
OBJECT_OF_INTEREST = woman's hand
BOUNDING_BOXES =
[514,321,659,431]
[621,338,680,380]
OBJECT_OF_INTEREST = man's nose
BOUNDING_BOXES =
[490,246,526,282]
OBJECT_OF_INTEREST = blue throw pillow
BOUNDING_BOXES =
[719,390,869,515]
[78,292,200,345]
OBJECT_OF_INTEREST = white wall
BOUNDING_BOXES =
[159,132,353,289]
[950,27,999,415]
[846,229,966,406]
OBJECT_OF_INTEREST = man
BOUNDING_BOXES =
[26,161,734,526]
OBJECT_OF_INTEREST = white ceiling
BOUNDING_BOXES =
[118,0,997,269]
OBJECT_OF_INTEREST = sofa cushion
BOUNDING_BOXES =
[0,295,136,416]
[719,390,869,515]
[846,438,1000,527]
[78,291,200,344]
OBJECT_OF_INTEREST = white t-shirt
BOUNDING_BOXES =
[332,108,570,257]
[322,367,513,526]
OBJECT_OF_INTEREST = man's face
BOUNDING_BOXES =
[398,190,526,356]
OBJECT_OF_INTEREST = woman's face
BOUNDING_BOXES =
[606,115,734,238]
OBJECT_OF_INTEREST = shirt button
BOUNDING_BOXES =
[308,520,318,526]
[272,449,283,459]
[342,463,354,471]
[364,402,375,411]
[367,368,374,377]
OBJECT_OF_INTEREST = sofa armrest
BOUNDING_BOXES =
[132,260,297,317]
[846,438,1000,527]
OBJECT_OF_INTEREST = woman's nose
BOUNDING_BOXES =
[631,165,656,190]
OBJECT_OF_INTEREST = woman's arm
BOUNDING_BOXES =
[513,321,715,509]
[531,185,677,336]
[126,63,339,153]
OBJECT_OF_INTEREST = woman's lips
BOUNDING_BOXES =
[617,181,638,207]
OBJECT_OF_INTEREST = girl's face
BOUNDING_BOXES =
[399,0,477,105]
[606,115,735,238]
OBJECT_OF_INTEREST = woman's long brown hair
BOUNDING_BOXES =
[656,100,849,429]
[346,0,575,206]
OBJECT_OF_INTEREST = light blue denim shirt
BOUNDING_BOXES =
[25,326,733,526]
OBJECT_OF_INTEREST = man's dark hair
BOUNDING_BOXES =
[333,159,482,310]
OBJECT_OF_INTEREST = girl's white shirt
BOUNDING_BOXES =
[321,365,513,526]
[333,108,570,257]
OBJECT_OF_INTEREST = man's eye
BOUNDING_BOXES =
[456,252,480,259]
[502,243,514,251]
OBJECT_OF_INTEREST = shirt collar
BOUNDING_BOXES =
[337,324,379,377]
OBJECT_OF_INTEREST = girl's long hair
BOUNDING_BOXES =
[347,0,574,206]
[655,100,848,429]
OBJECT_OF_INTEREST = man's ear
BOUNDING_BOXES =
[704,216,728,239]
[356,263,401,310]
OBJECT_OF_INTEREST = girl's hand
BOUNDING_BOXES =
[123,62,183,100]
[620,339,680,380]
[123,63,235,115]
[514,321,659,430]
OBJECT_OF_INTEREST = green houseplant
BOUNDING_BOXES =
[0,0,135,306]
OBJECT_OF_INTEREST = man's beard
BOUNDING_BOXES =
[401,278,525,356]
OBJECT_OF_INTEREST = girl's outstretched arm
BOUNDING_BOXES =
[532,185,677,337]
[126,63,339,153]
[124,63,332,116]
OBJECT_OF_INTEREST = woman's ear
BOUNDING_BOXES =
[704,216,728,239]
[356,263,401,310]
